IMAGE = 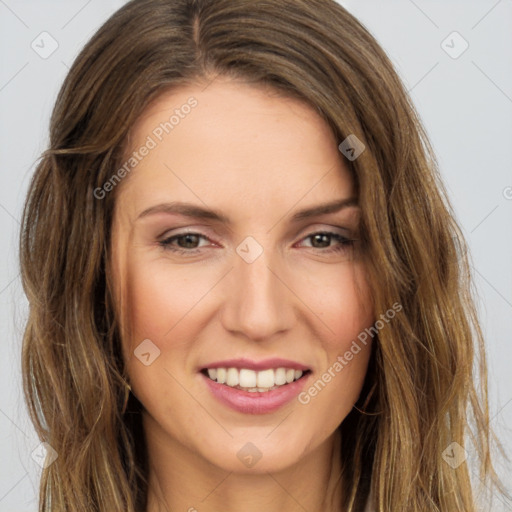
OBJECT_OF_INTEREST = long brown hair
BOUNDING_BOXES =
[19,0,503,510]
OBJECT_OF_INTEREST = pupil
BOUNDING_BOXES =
[312,233,330,248]
[180,234,199,248]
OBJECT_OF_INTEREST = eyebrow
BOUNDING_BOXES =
[136,197,359,224]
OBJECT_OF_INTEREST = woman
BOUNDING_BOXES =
[19,0,503,510]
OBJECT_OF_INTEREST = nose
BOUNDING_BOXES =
[220,243,295,341]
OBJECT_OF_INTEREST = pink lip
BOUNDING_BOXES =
[199,357,310,372]
[200,371,312,414]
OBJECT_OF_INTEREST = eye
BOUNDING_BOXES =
[157,230,357,257]
[297,231,356,254]
[158,232,211,254]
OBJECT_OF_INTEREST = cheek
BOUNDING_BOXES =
[120,257,221,396]
[297,340,373,427]
[310,344,372,409]
[294,262,374,417]
[120,260,194,411]
[123,258,212,348]
[296,259,374,342]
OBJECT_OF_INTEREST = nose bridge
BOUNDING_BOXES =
[221,237,292,340]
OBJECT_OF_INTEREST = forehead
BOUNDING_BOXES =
[131,78,337,154]
[115,78,354,220]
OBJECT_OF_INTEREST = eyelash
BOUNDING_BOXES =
[158,231,355,256]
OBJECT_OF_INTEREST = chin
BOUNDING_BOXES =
[197,430,316,475]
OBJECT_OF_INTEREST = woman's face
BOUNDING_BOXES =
[110,78,374,474]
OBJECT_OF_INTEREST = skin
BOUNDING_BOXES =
[110,77,375,512]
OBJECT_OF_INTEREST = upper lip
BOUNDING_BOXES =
[200,358,311,372]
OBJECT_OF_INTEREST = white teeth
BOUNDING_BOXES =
[204,366,307,390]
[239,369,257,387]
[216,368,227,384]
[226,368,239,387]
[257,369,274,388]
[275,367,287,385]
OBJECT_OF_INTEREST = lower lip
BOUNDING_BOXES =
[201,372,311,414]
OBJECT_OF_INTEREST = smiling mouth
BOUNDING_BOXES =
[200,367,312,392]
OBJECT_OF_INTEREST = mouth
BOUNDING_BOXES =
[199,365,313,414]
[200,366,312,393]
[198,357,313,414]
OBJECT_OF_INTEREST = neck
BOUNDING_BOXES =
[143,414,343,512]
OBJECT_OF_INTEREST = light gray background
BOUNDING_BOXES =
[0,1,511,510]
